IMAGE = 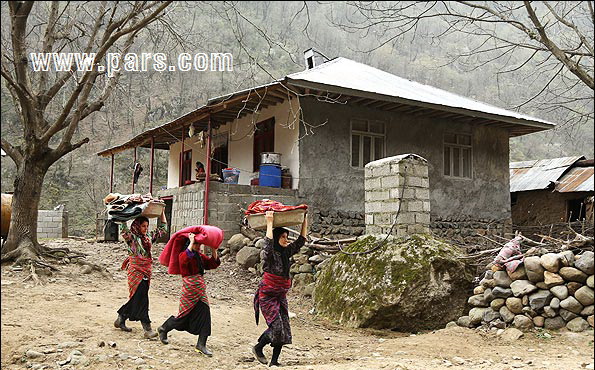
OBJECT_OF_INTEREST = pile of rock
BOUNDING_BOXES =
[457,251,594,333]
[224,232,332,296]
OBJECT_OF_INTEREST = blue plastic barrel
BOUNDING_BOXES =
[259,164,281,188]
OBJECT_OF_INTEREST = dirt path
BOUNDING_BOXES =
[1,239,593,369]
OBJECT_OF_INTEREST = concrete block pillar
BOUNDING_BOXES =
[365,154,430,236]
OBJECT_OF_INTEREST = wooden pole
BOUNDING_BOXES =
[110,154,114,193]
[179,127,185,187]
[149,137,155,194]
[132,147,137,193]
[204,117,212,226]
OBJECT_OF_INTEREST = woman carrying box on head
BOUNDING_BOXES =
[252,210,308,367]
[114,210,167,339]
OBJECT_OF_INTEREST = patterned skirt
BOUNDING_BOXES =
[254,272,292,345]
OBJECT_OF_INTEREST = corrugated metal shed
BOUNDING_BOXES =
[287,57,555,127]
[510,156,584,192]
[556,166,594,193]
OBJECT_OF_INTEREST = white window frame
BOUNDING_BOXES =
[350,119,386,169]
[443,132,473,179]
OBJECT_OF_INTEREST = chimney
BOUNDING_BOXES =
[304,48,328,69]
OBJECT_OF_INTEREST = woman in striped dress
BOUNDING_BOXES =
[253,210,308,367]
[157,230,222,356]
[114,212,167,339]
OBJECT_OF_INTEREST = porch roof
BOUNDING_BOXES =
[98,57,555,157]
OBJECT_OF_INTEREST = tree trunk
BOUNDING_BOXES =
[1,158,48,263]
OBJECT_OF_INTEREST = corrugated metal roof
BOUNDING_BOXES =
[556,166,594,193]
[510,156,584,192]
[287,57,555,127]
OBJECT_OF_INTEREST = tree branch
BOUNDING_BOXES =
[0,138,24,166]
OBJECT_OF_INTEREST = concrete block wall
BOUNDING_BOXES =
[207,182,301,246]
[37,210,68,239]
[159,181,301,246]
[365,154,430,236]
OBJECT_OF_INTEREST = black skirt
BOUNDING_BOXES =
[118,278,150,323]
[163,301,211,336]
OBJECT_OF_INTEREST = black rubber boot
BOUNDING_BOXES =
[252,333,269,364]
[157,325,169,344]
[195,335,212,357]
[269,345,282,367]
[114,315,132,332]
[141,321,158,339]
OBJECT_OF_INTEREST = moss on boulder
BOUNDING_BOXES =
[314,234,475,332]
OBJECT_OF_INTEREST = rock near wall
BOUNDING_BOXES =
[314,234,475,332]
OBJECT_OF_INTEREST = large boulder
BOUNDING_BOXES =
[235,246,260,269]
[228,233,249,255]
[314,234,474,331]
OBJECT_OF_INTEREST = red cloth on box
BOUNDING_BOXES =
[244,200,308,215]
[158,225,224,275]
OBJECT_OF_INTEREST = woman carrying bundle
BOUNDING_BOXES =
[114,211,167,339]
[252,210,308,367]
[157,226,223,356]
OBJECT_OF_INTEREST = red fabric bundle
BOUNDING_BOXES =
[158,225,224,275]
[244,199,308,215]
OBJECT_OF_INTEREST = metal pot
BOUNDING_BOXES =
[261,152,281,165]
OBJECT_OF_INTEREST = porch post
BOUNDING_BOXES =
[204,116,212,227]
[110,154,114,193]
[149,137,155,194]
[179,126,185,187]
[132,147,137,193]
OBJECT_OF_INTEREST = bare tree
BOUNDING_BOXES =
[0,1,173,268]
[333,1,594,126]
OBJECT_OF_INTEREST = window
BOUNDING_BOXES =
[180,149,192,185]
[567,199,587,221]
[253,118,275,171]
[351,119,386,168]
[444,133,472,178]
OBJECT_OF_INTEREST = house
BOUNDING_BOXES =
[510,156,594,229]
[98,49,555,243]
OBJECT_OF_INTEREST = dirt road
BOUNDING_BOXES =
[1,239,593,369]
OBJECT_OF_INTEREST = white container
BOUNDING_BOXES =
[261,152,281,165]
[246,209,306,230]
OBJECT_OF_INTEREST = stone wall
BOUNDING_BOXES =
[309,209,365,239]
[364,154,430,236]
[457,250,594,333]
[37,210,68,239]
[431,216,511,242]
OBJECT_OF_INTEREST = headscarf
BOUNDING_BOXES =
[183,239,205,275]
[130,216,152,255]
[273,227,291,276]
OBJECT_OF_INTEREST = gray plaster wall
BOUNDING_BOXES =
[298,96,512,225]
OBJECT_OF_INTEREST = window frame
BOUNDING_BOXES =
[253,117,275,172]
[350,118,386,169]
[443,132,473,179]
[180,149,193,185]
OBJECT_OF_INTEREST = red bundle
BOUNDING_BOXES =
[244,199,308,215]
